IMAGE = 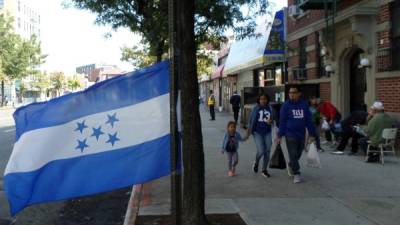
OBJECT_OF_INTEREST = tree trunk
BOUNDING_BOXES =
[156,43,163,62]
[178,0,209,224]
[1,80,4,107]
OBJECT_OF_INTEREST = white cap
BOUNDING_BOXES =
[372,101,384,110]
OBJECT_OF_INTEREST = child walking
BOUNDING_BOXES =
[221,121,247,177]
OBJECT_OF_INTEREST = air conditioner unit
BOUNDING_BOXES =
[289,5,301,17]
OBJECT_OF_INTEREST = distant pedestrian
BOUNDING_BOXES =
[332,110,368,155]
[247,93,274,178]
[208,90,216,120]
[309,97,324,152]
[230,91,241,123]
[317,100,341,144]
[221,121,248,177]
[277,86,316,184]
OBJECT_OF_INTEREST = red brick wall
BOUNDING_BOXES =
[307,32,317,46]
[307,50,318,64]
[307,68,318,80]
[288,55,299,68]
[288,40,299,49]
[287,11,324,34]
[319,82,331,102]
[378,3,391,24]
[287,0,365,35]
[376,3,394,72]
[377,30,391,49]
[377,77,400,113]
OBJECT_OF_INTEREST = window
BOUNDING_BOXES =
[299,36,307,69]
[18,18,21,29]
[18,1,21,11]
[0,0,4,9]
[316,32,326,77]
[298,36,308,79]
[392,0,400,70]
[264,69,275,86]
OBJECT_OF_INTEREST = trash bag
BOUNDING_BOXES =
[269,144,286,169]
[306,142,321,168]
[321,119,330,131]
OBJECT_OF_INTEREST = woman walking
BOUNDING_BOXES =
[247,94,274,177]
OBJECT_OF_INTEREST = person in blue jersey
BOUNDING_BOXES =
[221,121,248,177]
[277,86,316,184]
[247,93,274,178]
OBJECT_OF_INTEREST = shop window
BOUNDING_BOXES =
[264,69,275,86]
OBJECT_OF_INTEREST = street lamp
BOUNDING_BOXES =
[325,64,334,75]
[359,58,371,68]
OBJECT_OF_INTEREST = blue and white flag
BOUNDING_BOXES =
[4,61,171,215]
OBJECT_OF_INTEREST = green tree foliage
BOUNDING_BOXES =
[120,43,158,69]
[66,0,271,60]
[121,43,214,77]
[31,71,50,93]
[67,75,83,91]
[196,51,213,77]
[50,71,66,97]
[0,14,46,105]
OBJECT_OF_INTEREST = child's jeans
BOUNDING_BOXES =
[227,151,238,171]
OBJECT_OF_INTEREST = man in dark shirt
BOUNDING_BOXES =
[230,91,241,123]
[333,110,368,155]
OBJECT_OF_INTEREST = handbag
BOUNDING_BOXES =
[269,144,286,169]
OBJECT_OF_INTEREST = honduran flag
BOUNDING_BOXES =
[4,61,171,215]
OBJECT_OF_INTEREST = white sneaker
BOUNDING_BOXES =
[287,164,294,177]
[293,175,302,184]
[331,151,344,155]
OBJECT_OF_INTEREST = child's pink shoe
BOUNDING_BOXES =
[232,168,236,176]
[228,170,234,177]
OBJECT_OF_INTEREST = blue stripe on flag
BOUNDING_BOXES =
[4,134,171,216]
[14,61,169,140]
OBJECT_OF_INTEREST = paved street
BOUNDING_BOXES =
[141,109,400,225]
[0,108,15,220]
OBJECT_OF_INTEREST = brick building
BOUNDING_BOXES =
[287,0,400,119]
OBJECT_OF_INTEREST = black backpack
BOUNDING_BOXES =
[225,136,237,152]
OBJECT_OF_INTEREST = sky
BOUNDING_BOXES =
[31,0,287,75]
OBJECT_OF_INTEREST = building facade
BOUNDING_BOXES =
[1,0,41,105]
[88,65,123,83]
[287,0,400,120]
[76,64,96,78]
[0,0,40,39]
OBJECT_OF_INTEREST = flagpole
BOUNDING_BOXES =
[169,0,182,224]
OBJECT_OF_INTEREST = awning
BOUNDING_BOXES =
[211,65,224,80]
[223,9,286,76]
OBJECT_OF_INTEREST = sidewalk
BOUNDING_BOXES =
[140,110,400,225]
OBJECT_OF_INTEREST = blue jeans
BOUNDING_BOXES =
[253,132,272,170]
[285,137,305,175]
